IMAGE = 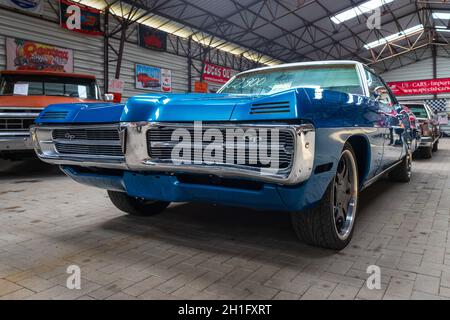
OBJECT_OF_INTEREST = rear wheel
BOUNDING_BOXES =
[291,144,358,250]
[389,152,412,182]
[420,146,432,159]
[107,190,170,216]
[432,141,439,152]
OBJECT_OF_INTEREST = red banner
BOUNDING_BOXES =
[388,78,450,96]
[202,62,235,84]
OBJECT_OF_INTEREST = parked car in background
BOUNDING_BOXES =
[402,102,441,158]
[31,61,414,250]
[0,70,102,160]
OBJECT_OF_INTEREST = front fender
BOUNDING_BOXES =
[277,127,378,211]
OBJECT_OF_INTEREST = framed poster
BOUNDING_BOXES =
[0,0,43,14]
[135,64,171,92]
[59,0,102,35]
[138,25,167,51]
[6,37,74,72]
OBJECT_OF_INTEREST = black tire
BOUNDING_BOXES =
[107,190,170,216]
[389,152,412,182]
[291,143,358,251]
[432,141,439,152]
[420,146,432,159]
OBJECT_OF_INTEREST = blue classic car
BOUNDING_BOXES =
[30,61,416,250]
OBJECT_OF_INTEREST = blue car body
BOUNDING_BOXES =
[31,61,415,212]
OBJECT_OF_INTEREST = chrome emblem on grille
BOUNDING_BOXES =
[64,133,76,140]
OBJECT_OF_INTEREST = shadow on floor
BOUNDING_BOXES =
[0,157,62,180]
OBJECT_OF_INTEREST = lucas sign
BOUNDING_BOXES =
[202,62,235,84]
[388,78,450,96]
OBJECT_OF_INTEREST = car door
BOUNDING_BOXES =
[365,70,405,169]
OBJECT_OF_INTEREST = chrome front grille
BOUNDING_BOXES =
[52,126,123,157]
[147,125,295,170]
[0,109,41,132]
[32,122,315,185]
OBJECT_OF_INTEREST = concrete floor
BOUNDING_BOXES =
[1,140,450,300]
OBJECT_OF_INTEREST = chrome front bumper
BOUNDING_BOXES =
[0,132,34,151]
[30,122,315,185]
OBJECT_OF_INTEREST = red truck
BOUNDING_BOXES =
[0,70,102,160]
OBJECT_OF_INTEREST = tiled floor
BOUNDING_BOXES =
[1,140,450,300]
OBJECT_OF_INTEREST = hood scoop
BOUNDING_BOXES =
[250,101,291,115]
[40,110,69,120]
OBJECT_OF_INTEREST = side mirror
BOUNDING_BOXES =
[104,93,114,102]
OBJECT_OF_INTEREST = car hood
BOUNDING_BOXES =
[35,88,370,125]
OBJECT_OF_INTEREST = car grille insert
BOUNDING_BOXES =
[53,128,120,141]
[147,125,295,170]
[52,127,123,157]
[0,118,35,131]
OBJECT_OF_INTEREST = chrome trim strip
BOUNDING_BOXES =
[362,159,403,189]
[0,112,41,118]
[52,139,121,146]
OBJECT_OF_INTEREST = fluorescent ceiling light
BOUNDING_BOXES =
[433,12,450,20]
[331,0,394,24]
[436,26,450,33]
[364,24,424,49]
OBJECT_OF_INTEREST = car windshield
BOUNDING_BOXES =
[0,74,100,99]
[407,105,429,118]
[218,64,363,95]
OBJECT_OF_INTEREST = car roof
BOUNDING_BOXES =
[0,70,96,79]
[235,60,363,76]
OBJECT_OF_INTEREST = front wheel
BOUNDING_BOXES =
[107,190,170,216]
[291,143,358,250]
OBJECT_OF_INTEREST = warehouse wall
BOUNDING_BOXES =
[0,4,105,89]
[0,2,240,100]
[381,47,450,100]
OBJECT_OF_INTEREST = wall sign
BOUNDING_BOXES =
[0,0,43,14]
[6,37,74,72]
[138,25,167,52]
[59,0,102,35]
[388,78,450,96]
[194,81,208,93]
[202,62,236,84]
[108,79,125,94]
[135,64,171,92]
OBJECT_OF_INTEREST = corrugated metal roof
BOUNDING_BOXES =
[74,0,449,72]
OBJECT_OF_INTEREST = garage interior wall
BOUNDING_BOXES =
[381,47,450,101]
[0,2,244,100]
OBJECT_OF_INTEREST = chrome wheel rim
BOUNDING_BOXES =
[407,152,412,179]
[333,150,358,241]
